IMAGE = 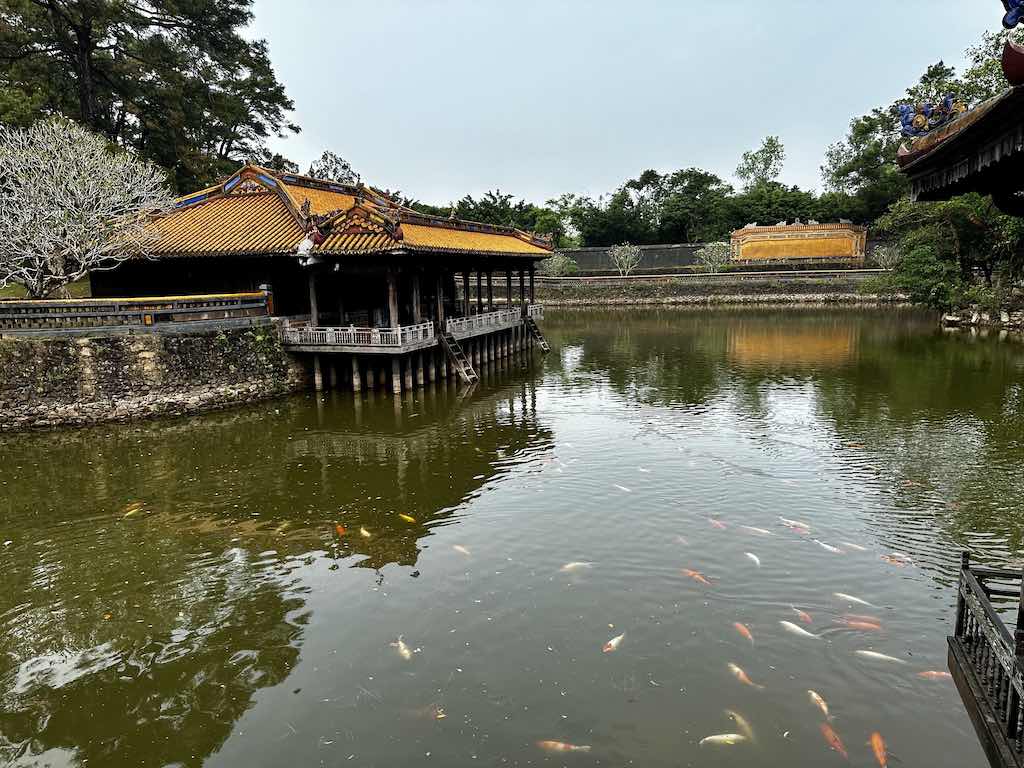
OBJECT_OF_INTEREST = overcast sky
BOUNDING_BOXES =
[250,0,995,205]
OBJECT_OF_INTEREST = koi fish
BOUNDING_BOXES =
[122,501,145,518]
[725,709,755,741]
[734,622,755,644]
[814,540,843,554]
[881,554,911,566]
[745,552,761,567]
[917,670,952,680]
[603,633,625,653]
[675,536,689,546]
[359,527,371,538]
[709,518,728,530]
[392,636,413,661]
[613,484,632,493]
[845,613,883,624]
[537,741,591,753]
[399,514,416,523]
[335,524,347,537]
[780,621,820,639]
[560,561,594,572]
[741,525,773,536]
[855,650,907,665]
[453,545,471,556]
[792,606,813,624]
[682,569,712,586]
[808,690,832,720]
[728,663,764,689]
[700,733,747,746]
[837,618,882,631]
[834,592,875,607]
[820,723,848,759]
[870,731,888,767]
[841,542,869,552]
[779,516,811,533]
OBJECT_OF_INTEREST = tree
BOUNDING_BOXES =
[695,242,731,274]
[736,136,785,189]
[0,0,299,192]
[608,243,642,277]
[871,245,903,270]
[540,252,579,277]
[0,119,173,298]
[308,151,357,183]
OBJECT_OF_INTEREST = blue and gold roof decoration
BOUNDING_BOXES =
[1005,0,1024,29]
[898,96,968,139]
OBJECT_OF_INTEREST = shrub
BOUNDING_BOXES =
[695,242,731,274]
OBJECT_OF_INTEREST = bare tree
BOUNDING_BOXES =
[0,119,173,298]
[695,242,732,274]
[608,243,642,277]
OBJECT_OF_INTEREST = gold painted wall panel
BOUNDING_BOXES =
[739,236,856,261]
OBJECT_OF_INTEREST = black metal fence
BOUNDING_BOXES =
[951,552,1024,768]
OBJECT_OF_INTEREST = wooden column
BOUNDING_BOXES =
[411,273,422,323]
[387,270,400,328]
[313,356,323,392]
[529,264,535,303]
[518,269,526,316]
[476,272,483,315]
[506,270,513,309]
[487,271,494,311]
[427,351,436,382]
[435,273,445,327]
[404,355,413,390]
[308,271,320,325]
[462,272,470,316]
[351,356,362,392]
[414,353,423,388]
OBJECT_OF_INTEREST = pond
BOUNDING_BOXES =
[2,307,1023,767]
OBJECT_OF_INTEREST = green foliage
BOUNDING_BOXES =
[736,136,785,190]
[869,245,964,310]
[0,0,299,192]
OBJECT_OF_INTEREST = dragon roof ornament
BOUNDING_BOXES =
[1005,0,1024,29]
[898,95,968,139]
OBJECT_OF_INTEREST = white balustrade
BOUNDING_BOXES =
[283,321,435,351]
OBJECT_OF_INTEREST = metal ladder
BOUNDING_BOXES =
[440,332,479,384]
[525,317,551,353]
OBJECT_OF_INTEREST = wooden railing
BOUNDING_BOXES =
[282,322,435,352]
[951,553,1024,768]
[527,304,544,321]
[0,292,269,332]
[446,309,522,339]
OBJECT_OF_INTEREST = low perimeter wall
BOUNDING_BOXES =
[0,322,307,430]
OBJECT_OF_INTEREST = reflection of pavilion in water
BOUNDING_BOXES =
[285,379,554,570]
[728,323,858,368]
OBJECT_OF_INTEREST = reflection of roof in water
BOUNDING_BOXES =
[728,326,858,368]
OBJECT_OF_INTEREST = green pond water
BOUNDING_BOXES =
[2,307,1024,767]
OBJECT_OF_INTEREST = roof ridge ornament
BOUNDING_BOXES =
[1005,0,1024,29]
[898,95,968,138]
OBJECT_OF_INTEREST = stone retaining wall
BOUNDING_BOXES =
[0,322,307,430]
[943,308,1024,333]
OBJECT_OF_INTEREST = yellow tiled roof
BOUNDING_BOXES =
[153,165,553,260]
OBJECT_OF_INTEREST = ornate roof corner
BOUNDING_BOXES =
[898,96,968,140]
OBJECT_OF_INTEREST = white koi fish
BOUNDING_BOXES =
[725,709,755,741]
[855,650,908,665]
[391,636,413,661]
[560,561,595,573]
[359,527,372,538]
[453,545,471,556]
[741,525,773,536]
[780,621,821,640]
[841,542,868,552]
[700,733,748,746]
[745,552,761,567]
[808,690,832,720]
[834,592,875,607]
[779,516,811,532]
[603,633,625,653]
[613,484,632,493]
[814,540,844,554]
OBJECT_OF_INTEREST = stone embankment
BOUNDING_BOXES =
[0,322,306,430]
[943,308,1024,333]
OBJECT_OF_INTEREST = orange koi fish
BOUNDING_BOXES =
[820,723,848,759]
[917,670,952,680]
[537,740,591,753]
[335,524,347,537]
[870,731,888,767]
[792,606,813,625]
[683,569,712,586]
[603,633,625,653]
[728,662,764,689]
[734,622,755,644]
[837,618,882,632]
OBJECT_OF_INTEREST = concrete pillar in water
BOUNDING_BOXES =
[329,360,338,390]
[351,356,362,393]
[378,364,388,391]
[414,353,424,388]
[313,355,323,391]
[440,350,449,380]
[427,351,436,382]
[404,355,413,391]
[392,357,402,395]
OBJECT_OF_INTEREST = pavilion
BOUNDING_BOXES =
[91,165,553,393]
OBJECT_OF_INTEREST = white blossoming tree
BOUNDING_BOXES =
[0,119,173,298]
[608,243,642,277]
[695,242,732,274]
